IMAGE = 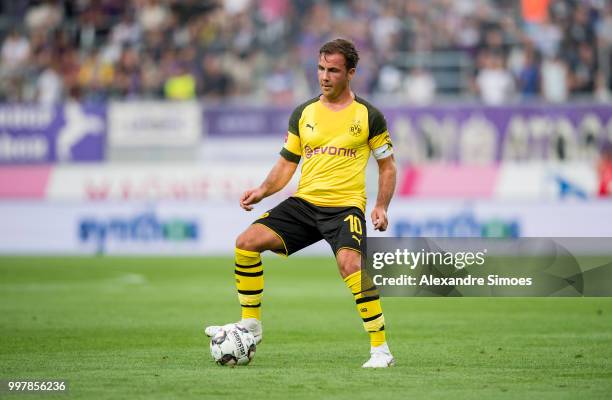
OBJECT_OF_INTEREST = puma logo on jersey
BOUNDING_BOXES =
[352,235,361,245]
[306,123,316,132]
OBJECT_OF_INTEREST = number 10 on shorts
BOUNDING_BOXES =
[344,215,362,235]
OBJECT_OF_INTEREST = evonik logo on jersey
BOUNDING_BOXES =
[304,145,357,159]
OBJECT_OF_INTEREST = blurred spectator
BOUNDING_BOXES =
[597,5,612,95]
[515,45,541,99]
[455,15,481,52]
[565,4,596,52]
[25,0,63,32]
[475,52,515,105]
[37,60,63,104]
[198,54,233,99]
[224,0,251,15]
[595,72,611,102]
[164,64,196,100]
[527,17,562,58]
[521,0,549,25]
[78,49,114,101]
[136,0,170,32]
[113,47,142,98]
[479,28,507,57]
[1,29,30,72]
[163,46,197,100]
[371,3,402,56]
[597,142,612,196]
[264,57,300,105]
[111,13,141,47]
[140,53,164,98]
[376,64,403,95]
[404,67,436,105]
[569,42,597,95]
[541,54,569,103]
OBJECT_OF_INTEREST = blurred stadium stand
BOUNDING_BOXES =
[0,0,611,103]
[0,0,611,254]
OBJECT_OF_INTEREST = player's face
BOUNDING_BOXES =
[318,53,355,100]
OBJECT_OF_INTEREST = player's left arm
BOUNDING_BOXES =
[368,107,396,231]
[371,154,396,231]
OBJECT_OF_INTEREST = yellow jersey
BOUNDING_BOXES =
[280,96,393,212]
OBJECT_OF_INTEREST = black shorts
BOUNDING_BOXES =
[253,197,367,257]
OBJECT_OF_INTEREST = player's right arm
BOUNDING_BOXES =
[240,106,303,211]
[240,156,298,211]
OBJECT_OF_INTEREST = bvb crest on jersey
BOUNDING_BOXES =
[349,120,362,137]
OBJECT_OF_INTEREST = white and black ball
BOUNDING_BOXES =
[210,323,256,366]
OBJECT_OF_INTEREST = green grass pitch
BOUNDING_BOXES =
[1,256,611,399]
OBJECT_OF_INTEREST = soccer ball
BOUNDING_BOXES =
[209,323,256,366]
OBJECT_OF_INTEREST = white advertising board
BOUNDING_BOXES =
[494,162,598,200]
[1,200,611,255]
[108,101,201,147]
[46,163,298,202]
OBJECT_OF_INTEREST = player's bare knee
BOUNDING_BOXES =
[336,250,362,278]
[339,261,360,278]
[339,256,361,276]
[235,231,259,252]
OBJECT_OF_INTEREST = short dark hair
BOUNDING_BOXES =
[319,38,359,71]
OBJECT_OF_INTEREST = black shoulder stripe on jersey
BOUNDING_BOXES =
[288,96,319,137]
[355,95,388,139]
[280,148,301,163]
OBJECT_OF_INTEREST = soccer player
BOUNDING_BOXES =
[206,38,397,368]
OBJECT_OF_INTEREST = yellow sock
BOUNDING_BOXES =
[344,270,386,347]
[235,247,263,320]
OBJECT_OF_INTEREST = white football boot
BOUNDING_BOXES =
[205,318,263,344]
[362,342,395,368]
